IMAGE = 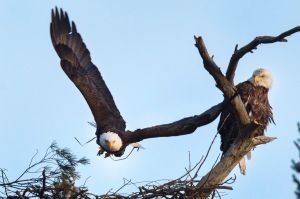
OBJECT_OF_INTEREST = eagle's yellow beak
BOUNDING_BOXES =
[105,140,112,151]
[254,75,262,83]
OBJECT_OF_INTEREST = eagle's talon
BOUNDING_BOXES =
[130,142,145,151]
[104,152,111,158]
[97,147,105,156]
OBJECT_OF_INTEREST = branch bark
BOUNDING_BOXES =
[252,135,277,146]
[194,36,250,126]
[193,128,276,199]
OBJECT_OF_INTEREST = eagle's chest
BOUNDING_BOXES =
[244,88,268,121]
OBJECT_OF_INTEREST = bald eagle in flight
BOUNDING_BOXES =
[50,6,230,159]
[218,68,274,174]
[50,8,222,158]
[50,8,133,157]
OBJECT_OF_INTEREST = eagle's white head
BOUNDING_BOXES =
[249,68,273,89]
[99,132,123,152]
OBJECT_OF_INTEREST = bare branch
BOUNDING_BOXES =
[226,26,300,83]
[252,136,277,146]
[194,36,250,126]
[194,125,275,198]
[193,36,226,91]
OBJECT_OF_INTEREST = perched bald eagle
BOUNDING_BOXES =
[218,68,274,174]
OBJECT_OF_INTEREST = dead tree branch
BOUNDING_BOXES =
[252,135,277,146]
[194,36,250,126]
[226,26,300,83]
[194,130,276,198]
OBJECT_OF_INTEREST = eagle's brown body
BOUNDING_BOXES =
[218,81,274,153]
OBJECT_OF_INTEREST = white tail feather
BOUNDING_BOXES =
[246,151,252,160]
[239,156,246,175]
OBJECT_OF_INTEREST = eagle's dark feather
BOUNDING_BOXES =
[50,8,126,133]
[218,81,274,153]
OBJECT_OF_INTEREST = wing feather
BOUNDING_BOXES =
[50,7,126,132]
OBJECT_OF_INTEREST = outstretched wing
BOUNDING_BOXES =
[126,102,223,143]
[50,8,126,132]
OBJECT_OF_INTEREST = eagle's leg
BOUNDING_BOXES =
[246,151,252,160]
[104,152,112,158]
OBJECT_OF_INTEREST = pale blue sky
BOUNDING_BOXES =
[1,1,300,198]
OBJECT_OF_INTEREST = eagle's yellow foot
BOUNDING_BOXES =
[97,147,105,156]
[130,142,145,151]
